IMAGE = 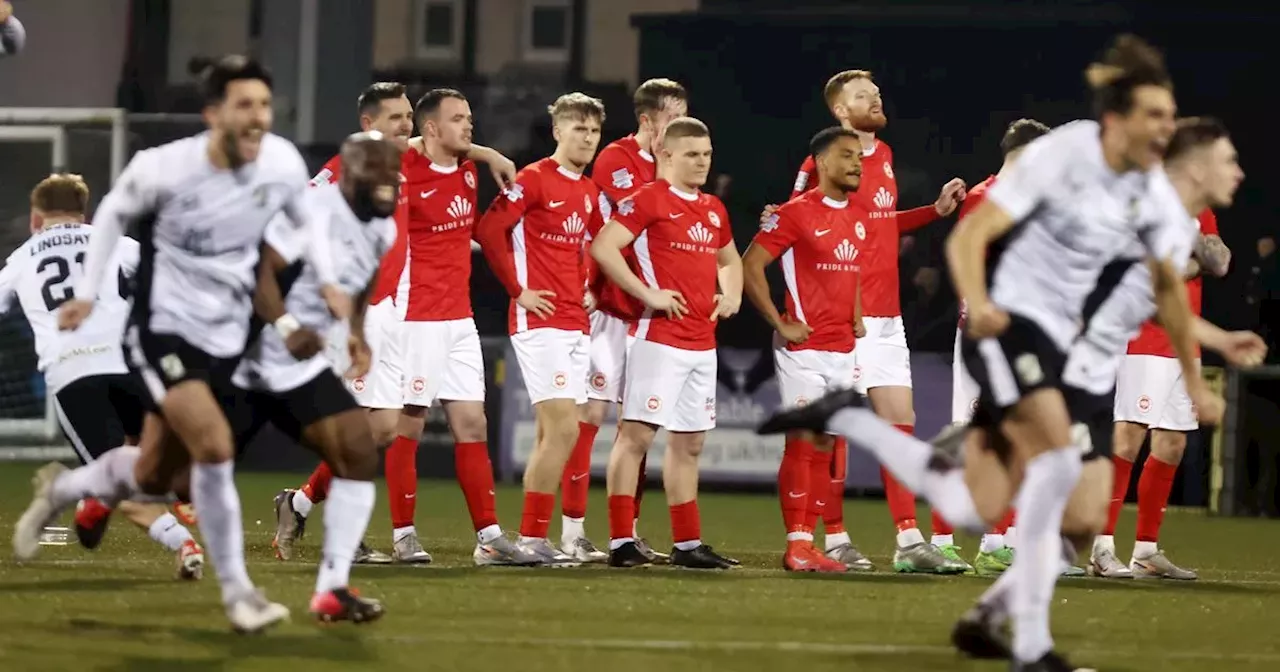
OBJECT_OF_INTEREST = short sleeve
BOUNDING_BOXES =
[591,147,641,204]
[1198,209,1219,236]
[310,156,341,187]
[711,199,734,250]
[790,157,816,199]
[751,206,800,258]
[612,188,654,236]
[586,187,611,241]
[984,131,1071,222]
[494,168,541,216]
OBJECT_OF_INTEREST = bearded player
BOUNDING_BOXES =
[787,70,968,572]
[744,127,872,573]
[565,78,689,563]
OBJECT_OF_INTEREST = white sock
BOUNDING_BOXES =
[632,520,640,539]
[315,478,375,594]
[824,531,851,551]
[1006,526,1018,549]
[51,446,145,509]
[292,490,314,518]
[191,461,254,603]
[932,534,954,547]
[393,525,416,543]
[1132,540,1158,559]
[609,537,634,550]
[786,531,814,542]
[1093,534,1115,556]
[980,534,1005,554]
[897,527,925,547]
[673,539,700,551]
[829,408,984,532]
[561,516,585,542]
[1010,447,1082,663]
[477,524,503,545]
[147,512,193,551]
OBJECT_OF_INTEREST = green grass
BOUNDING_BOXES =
[1,464,1279,671]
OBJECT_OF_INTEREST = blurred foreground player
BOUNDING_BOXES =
[743,128,870,573]
[591,117,743,569]
[1,175,202,579]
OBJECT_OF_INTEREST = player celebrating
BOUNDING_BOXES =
[569,78,688,563]
[476,92,610,565]
[1,175,203,579]
[790,69,968,573]
[16,55,343,632]
[591,117,744,569]
[1093,205,1231,579]
[742,127,869,573]
[271,81,518,564]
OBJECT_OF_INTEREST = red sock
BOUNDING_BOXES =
[932,510,954,536]
[299,462,332,504]
[385,435,419,529]
[1104,455,1135,536]
[778,437,814,534]
[669,500,701,545]
[454,441,499,531]
[634,454,647,521]
[608,495,635,541]
[561,422,598,519]
[1135,455,1178,543]
[519,491,555,538]
[993,508,1016,534]
[825,438,848,534]
[882,423,919,531]
[805,448,834,532]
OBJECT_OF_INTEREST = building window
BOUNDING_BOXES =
[522,0,571,63]
[414,0,463,60]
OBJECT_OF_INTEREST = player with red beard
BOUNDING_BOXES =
[269,82,519,564]
[563,78,688,563]
[786,70,968,572]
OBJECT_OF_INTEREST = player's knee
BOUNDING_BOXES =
[669,434,705,459]
[447,407,487,443]
[1150,430,1186,463]
[579,400,608,426]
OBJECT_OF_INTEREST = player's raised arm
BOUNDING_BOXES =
[466,143,517,189]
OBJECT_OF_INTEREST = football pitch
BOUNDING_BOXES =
[1,464,1279,671]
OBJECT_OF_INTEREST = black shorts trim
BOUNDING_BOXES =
[1063,385,1114,461]
[125,325,242,414]
[962,314,1067,428]
[53,374,147,464]
[228,370,359,446]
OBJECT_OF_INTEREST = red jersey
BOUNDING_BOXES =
[955,175,996,329]
[402,152,480,321]
[311,155,410,306]
[613,180,733,351]
[588,135,655,321]
[752,189,868,353]
[789,139,938,318]
[476,157,605,334]
[1126,209,1219,358]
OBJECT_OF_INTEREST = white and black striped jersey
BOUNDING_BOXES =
[73,132,336,359]
[233,182,396,393]
[983,120,1194,353]
[0,223,138,392]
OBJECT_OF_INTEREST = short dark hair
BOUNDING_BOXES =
[823,69,874,111]
[999,118,1050,156]
[1165,116,1229,163]
[198,55,273,106]
[809,127,861,159]
[633,78,687,122]
[30,174,89,215]
[1086,34,1172,118]
[358,82,407,117]
[415,88,467,125]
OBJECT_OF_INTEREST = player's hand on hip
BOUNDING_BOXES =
[490,155,517,189]
[965,302,1009,339]
[345,334,372,380]
[1188,382,1225,425]
[643,288,687,319]
[1218,330,1268,369]
[583,290,597,315]
[285,328,325,360]
[321,284,353,319]
[854,316,867,339]
[710,293,740,322]
[518,288,556,319]
[933,177,968,216]
[57,299,94,331]
[776,319,812,344]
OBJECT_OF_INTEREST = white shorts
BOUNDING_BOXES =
[774,344,857,410]
[852,316,912,393]
[1113,354,1198,432]
[622,339,717,432]
[587,311,631,403]
[400,318,486,407]
[339,298,404,410]
[511,328,590,404]
[951,327,979,423]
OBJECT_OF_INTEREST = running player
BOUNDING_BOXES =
[742,127,869,573]
[571,78,688,563]
[476,92,609,565]
[1,174,203,579]
[761,35,1218,670]
[788,69,968,572]
[592,117,743,570]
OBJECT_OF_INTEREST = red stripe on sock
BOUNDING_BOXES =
[806,447,833,532]
[824,437,847,534]
[1135,455,1178,543]
[519,491,555,539]
[931,510,954,536]
[608,495,636,541]
[1104,455,1134,537]
[882,425,919,531]
[560,422,598,519]
[385,435,419,529]
[455,441,499,531]
[993,508,1016,534]
[779,437,814,534]
[301,461,332,503]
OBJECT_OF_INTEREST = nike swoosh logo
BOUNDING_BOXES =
[537,518,550,524]
[488,490,495,495]
[793,558,809,567]
[787,491,805,498]
[549,200,565,208]
[404,494,415,499]
[670,213,684,219]
[420,189,437,199]
[815,229,831,237]
[570,473,588,482]
[814,500,825,507]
